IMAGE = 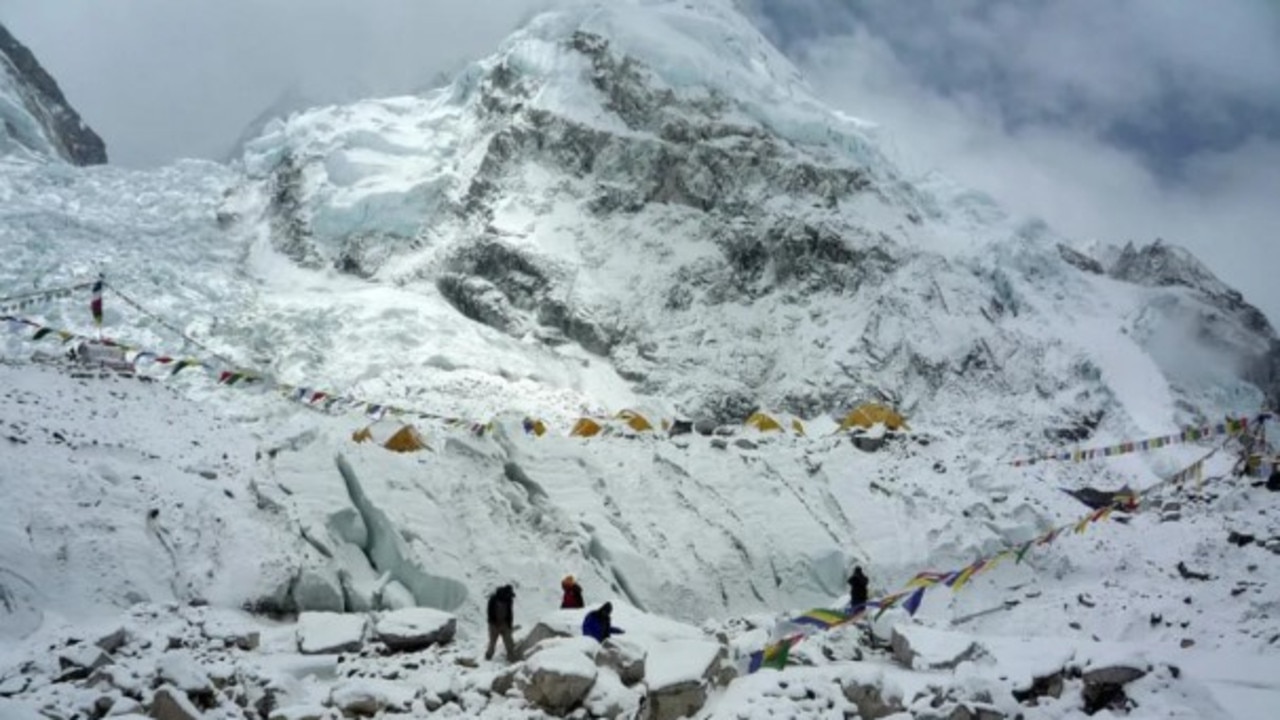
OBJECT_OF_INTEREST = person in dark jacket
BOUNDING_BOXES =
[848,566,869,610]
[582,602,624,642]
[561,575,585,609]
[485,585,519,661]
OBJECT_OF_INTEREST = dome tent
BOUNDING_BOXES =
[838,403,908,433]
[570,417,604,438]
[745,411,806,436]
[616,408,655,433]
[352,421,430,452]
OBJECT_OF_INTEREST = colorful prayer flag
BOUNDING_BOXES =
[903,587,926,616]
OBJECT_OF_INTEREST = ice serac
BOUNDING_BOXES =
[334,454,468,611]
[0,22,106,165]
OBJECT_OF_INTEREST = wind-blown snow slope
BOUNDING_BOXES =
[0,361,303,642]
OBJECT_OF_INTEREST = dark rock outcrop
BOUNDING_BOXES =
[0,23,107,164]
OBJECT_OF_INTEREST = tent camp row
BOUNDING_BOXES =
[352,403,910,453]
[558,404,906,438]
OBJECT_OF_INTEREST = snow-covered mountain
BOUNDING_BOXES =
[2,2,1279,718]
[219,0,1276,443]
[0,22,106,165]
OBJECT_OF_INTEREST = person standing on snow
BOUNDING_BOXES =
[582,602,625,642]
[485,584,519,661]
[560,575,585,609]
[848,566,870,610]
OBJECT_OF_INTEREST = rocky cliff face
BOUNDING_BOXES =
[229,0,1276,440]
[0,22,106,165]
[1072,238,1280,411]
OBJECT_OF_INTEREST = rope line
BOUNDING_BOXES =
[0,280,96,308]
[104,283,247,372]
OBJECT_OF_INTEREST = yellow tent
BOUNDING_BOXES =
[746,411,807,435]
[745,412,784,433]
[616,409,654,433]
[522,417,548,437]
[838,403,908,432]
[352,422,430,452]
[570,417,604,437]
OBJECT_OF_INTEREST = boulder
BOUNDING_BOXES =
[156,653,214,707]
[519,640,599,715]
[515,622,573,659]
[156,653,211,693]
[149,685,202,720]
[642,639,722,720]
[1080,665,1145,715]
[234,632,261,651]
[96,628,130,654]
[583,670,637,719]
[0,675,30,697]
[268,705,328,720]
[491,668,518,696]
[56,645,113,682]
[644,681,705,720]
[373,608,457,652]
[329,680,415,716]
[840,679,904,719]
[945,704,1006,720]
[889,627,915,668]
[1227,531,1256,547]
[107,696,144,716]
[1082,665,1146,686]
[199,614,263,652]
[296,612,367,655]
[890,625,988,671]
[596,639,646,686]
[1013,671,1064,704]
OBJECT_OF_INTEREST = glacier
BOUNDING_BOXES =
[2,1,1279,718]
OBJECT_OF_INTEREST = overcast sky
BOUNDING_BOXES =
[2,0,1278,323]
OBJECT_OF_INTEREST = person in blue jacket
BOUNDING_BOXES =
[582,602,624,642]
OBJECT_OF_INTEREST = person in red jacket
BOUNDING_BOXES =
[560,575,585,609]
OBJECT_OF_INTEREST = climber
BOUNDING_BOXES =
[582,602,625,642]
[560,575,585,609]
[848,566,869,610]
[485,584,519,661]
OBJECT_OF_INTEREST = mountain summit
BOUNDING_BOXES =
[0,22,107,165]
[225,0,1275,443]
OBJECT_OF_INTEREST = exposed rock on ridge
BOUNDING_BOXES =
[0,22,107,165]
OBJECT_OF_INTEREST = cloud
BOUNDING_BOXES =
[0,0,549,166]
[742,0,1280,326]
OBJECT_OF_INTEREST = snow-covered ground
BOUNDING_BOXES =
[3,0,1280,718]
